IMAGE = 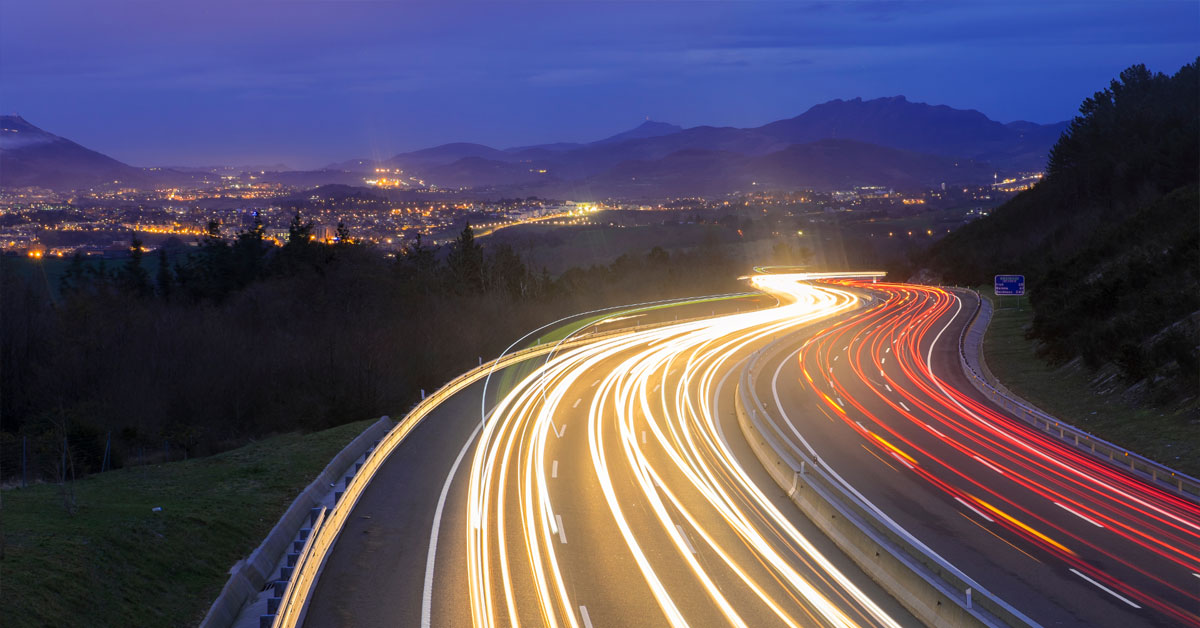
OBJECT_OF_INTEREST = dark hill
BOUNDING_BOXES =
[0,115,150,189]
[926,60,1199,402]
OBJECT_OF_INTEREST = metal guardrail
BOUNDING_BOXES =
[737,334,1037,628]
[953,289,1200,502]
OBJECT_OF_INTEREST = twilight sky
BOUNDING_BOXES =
[1,1,1195,168]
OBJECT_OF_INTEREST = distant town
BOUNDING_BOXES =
[0,172,1041,259]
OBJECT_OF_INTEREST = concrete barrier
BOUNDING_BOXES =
[199,416,394,628]
[735,332,1038,628]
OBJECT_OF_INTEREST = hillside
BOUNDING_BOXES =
[0,115,150,189]
[926,60,1199,403]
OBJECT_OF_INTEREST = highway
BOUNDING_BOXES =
[305,276,919,627]
[760,281,1200,627]
[300,275,1200,627]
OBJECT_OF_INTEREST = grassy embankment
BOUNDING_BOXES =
[979,287,1199,477]
[1,419,375,628]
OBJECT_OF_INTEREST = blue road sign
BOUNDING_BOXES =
[994,274,1025,296]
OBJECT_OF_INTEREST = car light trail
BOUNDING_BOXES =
[460,274,907,627]
[788,281,1200,626]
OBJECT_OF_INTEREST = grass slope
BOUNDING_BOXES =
[980,288,1198,476]
[1,419,374,628]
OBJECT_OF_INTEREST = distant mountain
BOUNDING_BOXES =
[332,98,1064,194]
[592,120,684,145]
[583,139,993,197]
[755,96,1066,169]
[0,115,150,189]
[9,97,1066,195]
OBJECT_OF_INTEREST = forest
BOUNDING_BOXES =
[0,216,753,482]
[925,60,1199,404]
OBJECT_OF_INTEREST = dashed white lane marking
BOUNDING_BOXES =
[885,347,891,354]
[925,423,948,439]
[591,379,600,387]
[675,524,697,554]
[1055,502,1104,528]
[884,384,893,392]
[641,430,647,444]
[834,355,839,362]
[836,397,845,407]
[889,451,914,470]
[572,398,581,409]
[1069,568,1141,608]
[881,357,886,364]
[955,497,995,522]
[554,423,567,438]
[653,384,661,393]
[551,460,558,478]
[556,515,567,544]
[580,605,595,628]
[899,402,911,412]
[973,455,1005,475]
[843,345,849,351]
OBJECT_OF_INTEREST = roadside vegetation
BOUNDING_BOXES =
[1,216,769,485]
[928,60,1199,408]
[980,288,1198,476]
[1,419,374,628]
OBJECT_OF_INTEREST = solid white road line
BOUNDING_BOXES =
[580,605,595,628]
[421,420,485,628]
[556,514,567,544]
[675,524,697,554]
[552,459,558,478]
[1055,502,1104,528]
[955,497,995,523]
[1069,568,1141,608]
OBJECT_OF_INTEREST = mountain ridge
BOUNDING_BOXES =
[2,97,1067,194]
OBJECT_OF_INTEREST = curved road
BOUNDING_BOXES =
[304,276,919,627]
[760,281,1199,627]
[301,276,1199,627]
